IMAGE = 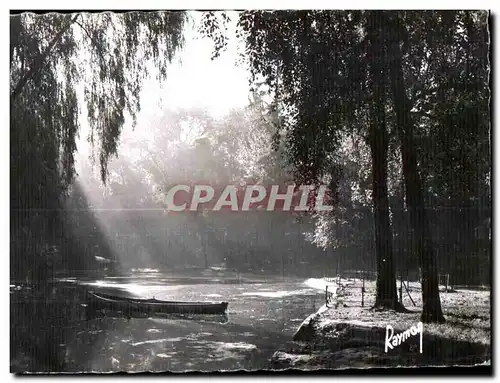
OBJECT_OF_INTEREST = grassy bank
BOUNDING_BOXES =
[269,279,491,370]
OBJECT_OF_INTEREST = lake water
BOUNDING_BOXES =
[50,271,325,372]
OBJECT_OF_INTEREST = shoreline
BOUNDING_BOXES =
[268,280,491,370]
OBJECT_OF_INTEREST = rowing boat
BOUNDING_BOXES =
[87,291,229,315]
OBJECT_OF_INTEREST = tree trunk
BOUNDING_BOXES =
[366,13,402,311]
[369,114,401,309]
[204,247,208,269]
[385,14,445,323]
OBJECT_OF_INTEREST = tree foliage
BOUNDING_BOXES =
[201,10,490,322]
[10,11,186,279]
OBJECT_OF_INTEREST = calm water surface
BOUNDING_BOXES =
[59,271,325,372]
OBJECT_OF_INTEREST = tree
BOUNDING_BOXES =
[203,10,490,321]
[11,11,186,279]
[401,11,491,287]
[383,11,465,323]
[202,10,402,310]
[365,12,401,309]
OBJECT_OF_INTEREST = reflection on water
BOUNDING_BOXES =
[15,271,324,372]
[241,289,320,298]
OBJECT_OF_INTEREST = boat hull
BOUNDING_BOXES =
[87,291,229,315]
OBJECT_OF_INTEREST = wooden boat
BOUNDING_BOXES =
[87,291,229,315]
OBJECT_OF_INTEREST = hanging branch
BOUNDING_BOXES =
[11,13,79,102]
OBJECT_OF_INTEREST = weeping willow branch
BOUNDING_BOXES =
[11,13,79,102]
